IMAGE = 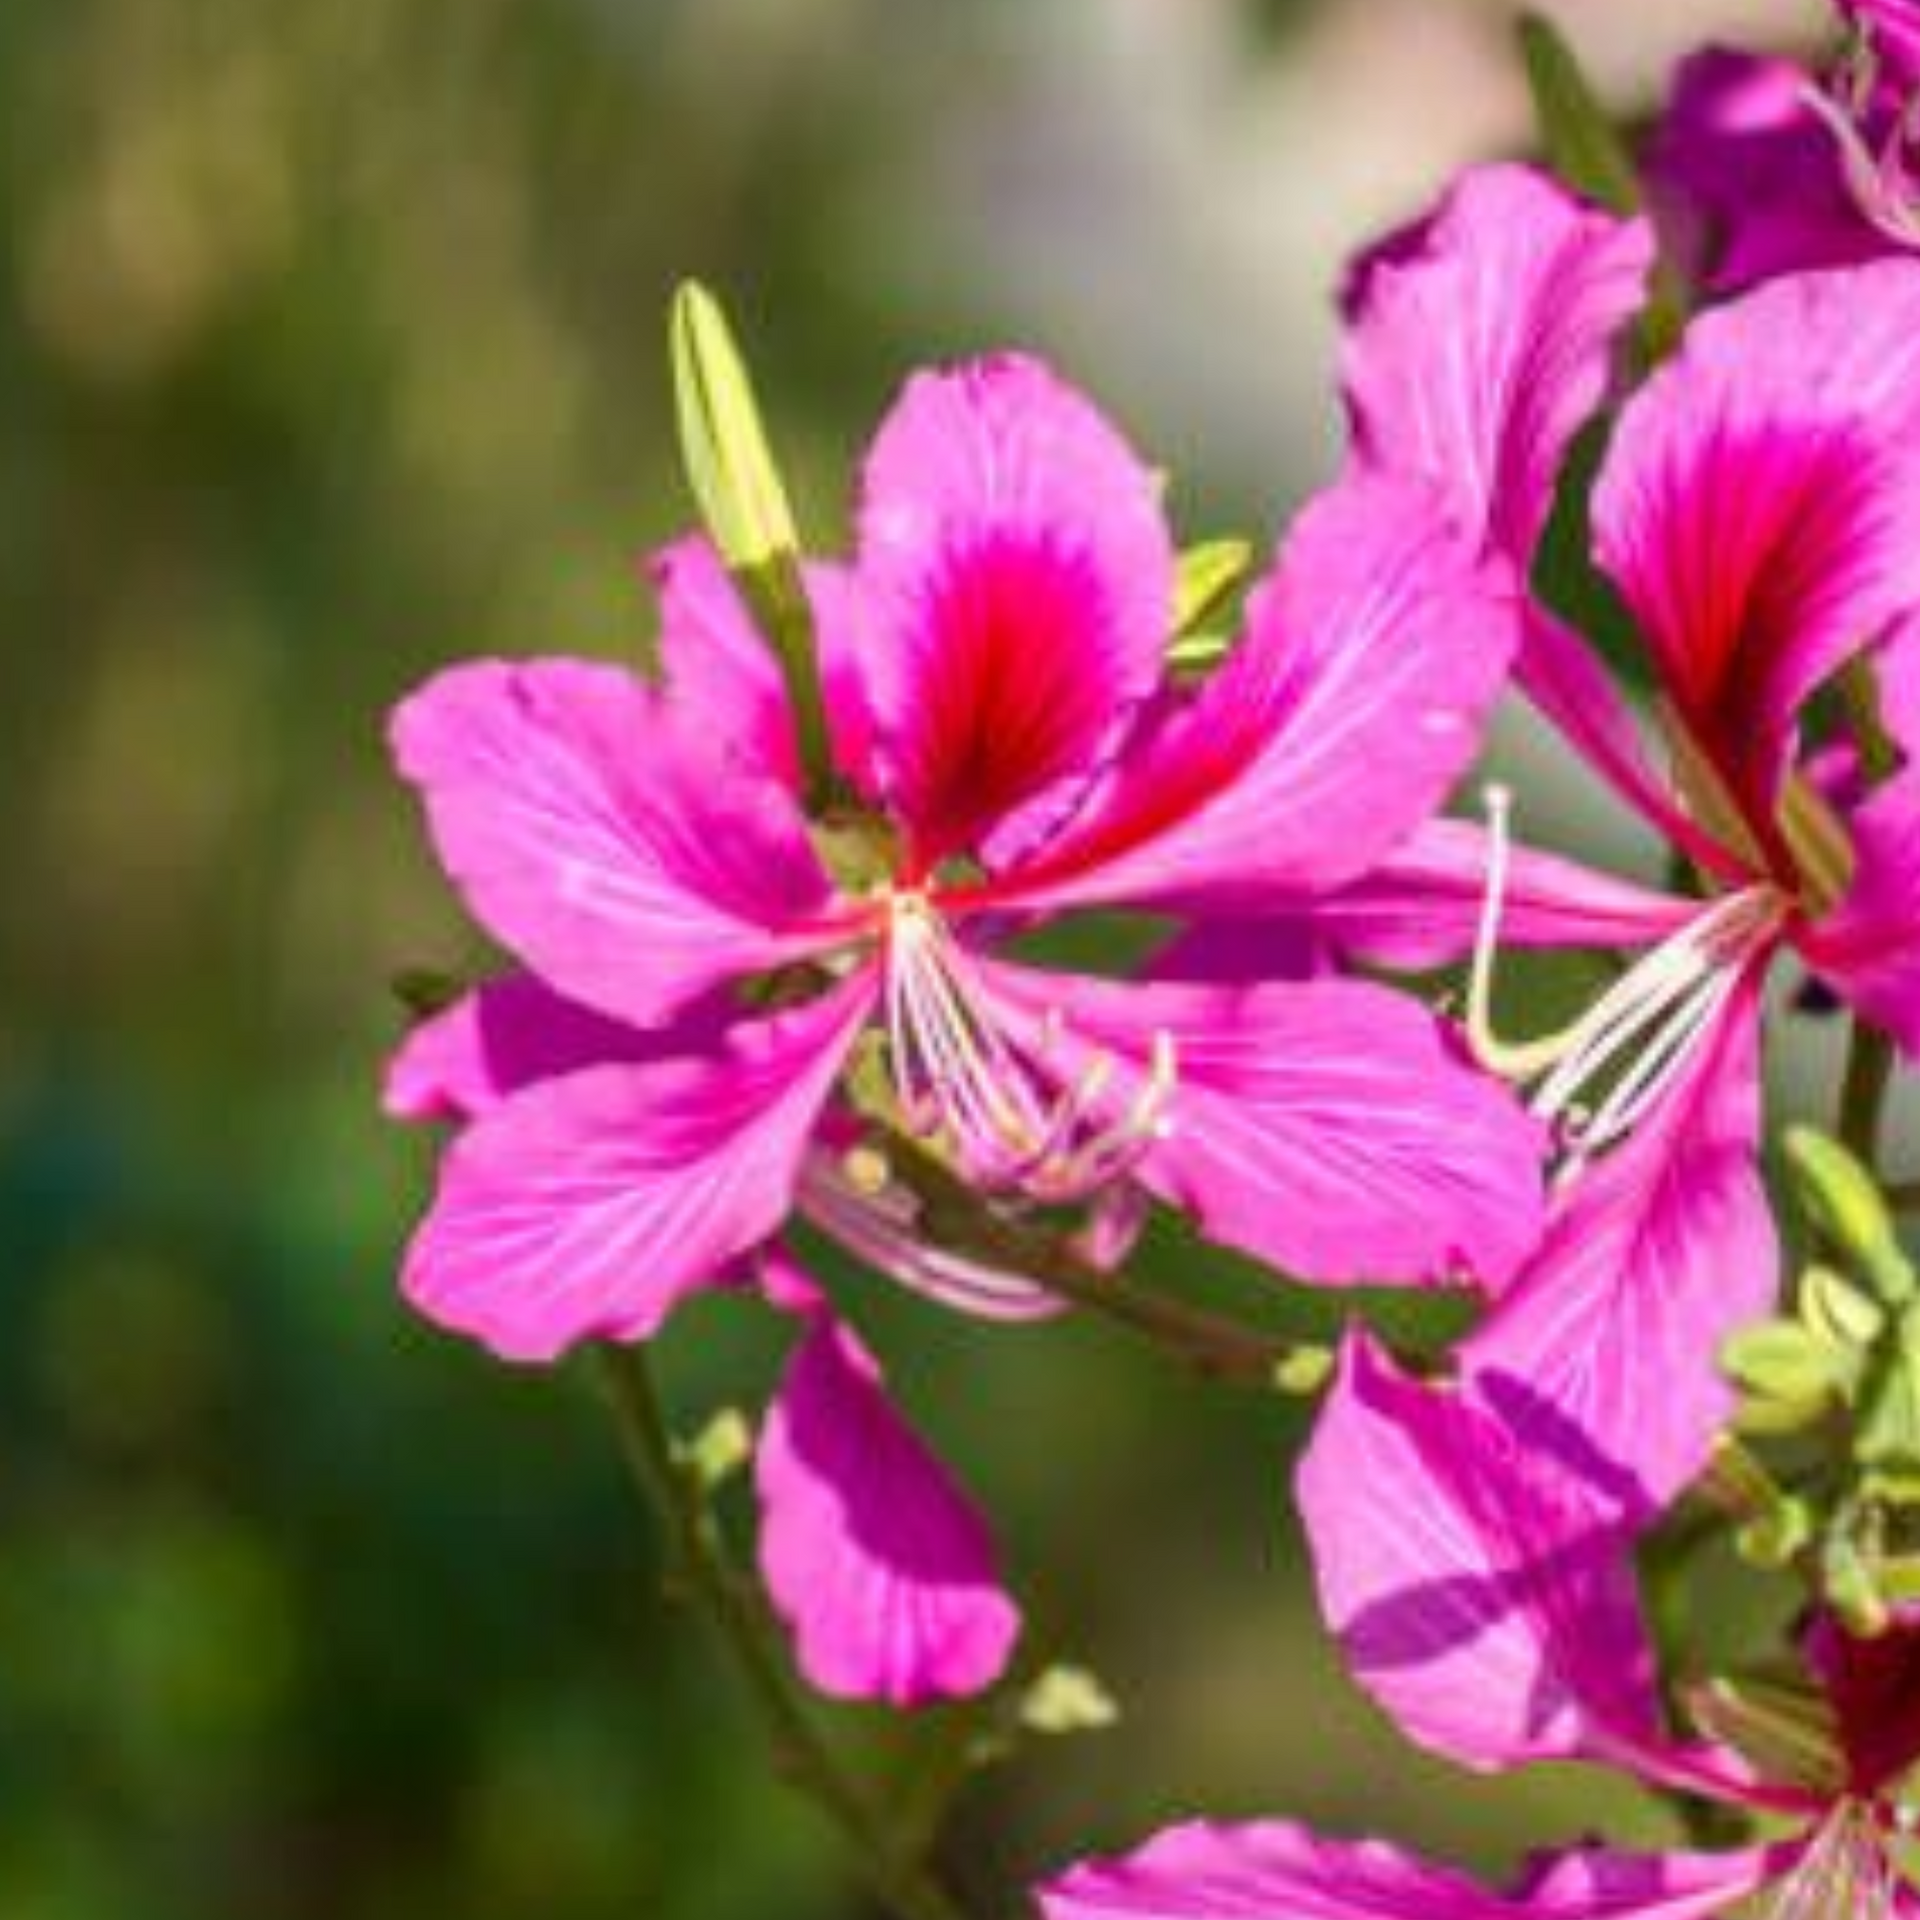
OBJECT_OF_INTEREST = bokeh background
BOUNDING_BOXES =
[3,1,1898,1916]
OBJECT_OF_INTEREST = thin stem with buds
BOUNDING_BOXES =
[594,1345,976,1920]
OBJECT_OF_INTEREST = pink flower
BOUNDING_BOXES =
[1038,1335,1919,1920]
[387,352,1544,1698]
[1331,165,1920,1501]
[1650,3,1920,291]
[390,353,1542,1351]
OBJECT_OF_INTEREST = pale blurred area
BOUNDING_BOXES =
[1,3,1898,1918]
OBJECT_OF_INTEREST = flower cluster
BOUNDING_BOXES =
[385,4,1920,1913]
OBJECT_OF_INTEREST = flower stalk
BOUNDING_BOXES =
[594,1344,976,1920]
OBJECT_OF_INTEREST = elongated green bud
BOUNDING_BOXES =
[1516,13,1641,215]
[669,282,836,805]
[1786,1126,1914,1303]
[1168,538,1253,669]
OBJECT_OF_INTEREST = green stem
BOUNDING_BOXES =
[1838,1021,1895,1168]
[876,1132,1311,1388]
[594,1346,974,1920]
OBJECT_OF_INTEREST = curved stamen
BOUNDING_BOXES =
[881,891,1176,1202]
[1804,31,1920,251]
[1468,787,1782,1164]
[1768,1800,1899,1920]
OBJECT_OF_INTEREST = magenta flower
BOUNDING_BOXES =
[1041,1334,1920,1920]
[1651,2,1920,292]
[387,352,1543,1699]
[1324,165,1920,1501]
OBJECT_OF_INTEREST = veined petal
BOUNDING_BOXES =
[1343,163,1653,567]
[1310,819,1694,973]
[986,474,1519,914]
[981,964,1546,1291]
[1885,620,1920,754]
[1461,983,1777,1506]
[383,973,703,1123]
[399,975,874,1361]
[1800,769,1920,1057]
[1040,1820,1780,1920]
[851,353,1173,873]
[391,658,844,1030]
[650,535,875,795]
[1592,261,1920,810]
[756,1308,1020,1705]
[1298,1333,1663,1777]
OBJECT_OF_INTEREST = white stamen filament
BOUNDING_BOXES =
[1767,1801,1899,1920]
[1468,786,1782,1165]
[1804,31,1920,250]
[881,891,1177,1203]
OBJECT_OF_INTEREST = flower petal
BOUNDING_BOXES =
[851,353,1173,872]
[399,976,873,1361]
[1298,1332,1662,1776]
[986,474,1519,914]
[1800,768,1920,1058]
[1647,50,1880,294]
[1460,983,1778,1507]
[756,1308,1020,1705]
[1343,163,1653,568]
[391,658,844,1029]
[383,973,704,1123]
[1310,820,1695,973]
[650,535,876,794]
[981,963,1546,1290]
[1592,260,1920,811]
[1040,1821,1779,1920]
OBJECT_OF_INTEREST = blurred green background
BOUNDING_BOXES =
[0,1,1859,1916]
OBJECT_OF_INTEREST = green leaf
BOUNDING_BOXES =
[1516,13,1641,215]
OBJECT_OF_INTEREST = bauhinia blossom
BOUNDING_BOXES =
[386,351,1545,1701]
[1651,0,1920,291]
[1040,1334,1920,1920]
[1327,161,1920,1502]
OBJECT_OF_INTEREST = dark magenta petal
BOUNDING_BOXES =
[1647,50,1883,294]
[1806,1605,1920,1795]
